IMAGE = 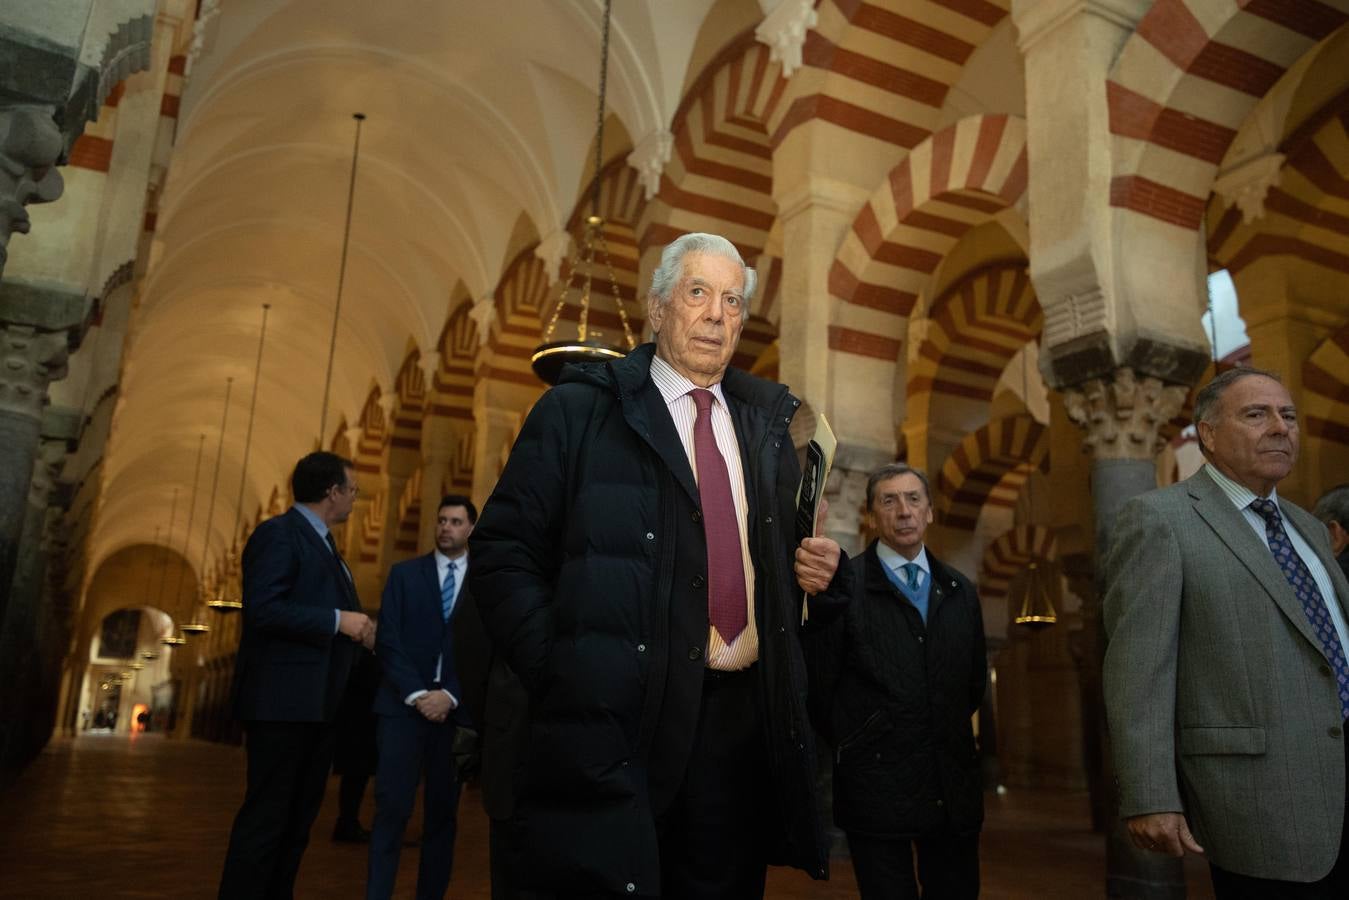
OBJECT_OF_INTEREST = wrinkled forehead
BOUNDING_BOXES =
[874,473,930,501]
[1220,374,1295,415]
[680,252,745,291]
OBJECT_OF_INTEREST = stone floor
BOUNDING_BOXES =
[0,733,1215,899]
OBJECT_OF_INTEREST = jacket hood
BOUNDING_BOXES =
[558,341,795,412]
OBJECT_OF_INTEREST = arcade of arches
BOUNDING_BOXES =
[1,1,1347,896]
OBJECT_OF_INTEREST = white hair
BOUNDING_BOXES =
[647,233,757,311]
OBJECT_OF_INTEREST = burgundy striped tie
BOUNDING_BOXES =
[690,389,748,643]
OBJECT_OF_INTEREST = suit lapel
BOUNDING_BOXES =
[1187,473,1322,654]
[288,508,359,610]
[1284,503,1349,621]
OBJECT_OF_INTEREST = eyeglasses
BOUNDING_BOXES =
[334,482,360,499]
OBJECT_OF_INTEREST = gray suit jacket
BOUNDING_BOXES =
[1103,468,1349,882]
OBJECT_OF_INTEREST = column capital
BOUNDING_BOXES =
[1061,367,1188,461]
[416,349,440,385]
[534,229,573,285]
[772,175,869,224]
[0,323,69,421]
[755,0,818,78]
[468,295,497,347]
[626,129,673,201]
[1212,152,1285,225]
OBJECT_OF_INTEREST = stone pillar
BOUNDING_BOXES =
[1062,368,1189,898]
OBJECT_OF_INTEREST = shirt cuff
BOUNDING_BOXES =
[333,609,341,634]
[404,690,428,706]
[440,688,458,710]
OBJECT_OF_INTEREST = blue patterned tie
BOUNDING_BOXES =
[441,562,456,622]
[902,562,922,591]
[1249,498,1349,720]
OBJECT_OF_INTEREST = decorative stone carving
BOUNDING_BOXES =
[343,425,364,451]
[468,296,497,347]
[626,129,673,201]
[0,324,70,420]
[0,106,66,274]
[416,349,440,387]
[755,0,818,77]
[1042,285,1109,350]
[535,230,573,285]
[1062,367,1188,461]
[1212,152,1285,225]
[187,0,222,74]
[29,438,68,509]
[376,391,397,418]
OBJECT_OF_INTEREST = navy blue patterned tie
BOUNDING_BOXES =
[441,562,456,622]
[1249,497,1349,720]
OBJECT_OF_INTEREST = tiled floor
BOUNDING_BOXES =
[1,733,1213,899]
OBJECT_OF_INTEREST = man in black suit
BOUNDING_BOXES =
[1314,484,1349,582]
[219,451,373,900]
[806,463,986,899]
[366,494,476,900]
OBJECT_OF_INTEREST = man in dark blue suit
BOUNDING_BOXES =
[219,451,374,899]
[366,494,476,900]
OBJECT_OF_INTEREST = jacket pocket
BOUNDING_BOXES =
[1178,725,1265,756]
[836,709,887,763]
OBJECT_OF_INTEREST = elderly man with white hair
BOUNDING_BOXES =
[469,233,850,899]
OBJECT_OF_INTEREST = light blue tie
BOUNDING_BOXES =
[441,562,456,622]
[901,562,922,591]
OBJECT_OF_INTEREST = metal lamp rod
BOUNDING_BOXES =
[319,113,366,443]
[231,303,271,543]
[170,433,206,607]
[197,377,234,592]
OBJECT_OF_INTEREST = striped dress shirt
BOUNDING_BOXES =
[649,354,758,670]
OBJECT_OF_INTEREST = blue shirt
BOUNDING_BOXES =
[292,504,343,634]
[876,541,932,623]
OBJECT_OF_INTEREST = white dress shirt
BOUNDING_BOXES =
[649,354,758,670]
[876,541,930,589]
[403,549,465,708]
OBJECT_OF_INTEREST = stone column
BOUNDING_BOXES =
[1063,368,1189,899]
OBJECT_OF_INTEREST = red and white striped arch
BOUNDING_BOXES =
[1108,0,1349,231]
[908,259,1040,426]
[1304,324,1349,450]
[937,412,1048,531]
[487,247,550,388]
[434,299,478,426]
[829,113,1028,364]
[641,37,783,262]
[979,524,1058,605]
[769,0,1010,153]
[1208,98,1349,273]
[391,348,427,455]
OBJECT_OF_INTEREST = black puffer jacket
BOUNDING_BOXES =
[469,343,845,894]
[806,542,987,837]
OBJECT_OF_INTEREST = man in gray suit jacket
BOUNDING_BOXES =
[1103,367,1349,898]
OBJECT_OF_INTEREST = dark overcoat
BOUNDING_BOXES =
[807,541,987,838]
[468,343,839,894]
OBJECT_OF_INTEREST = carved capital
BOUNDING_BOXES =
[187,0,223,74]
[534,230,573,285]
[1062,367,1187,461]
[1212,152,1285,225]
[468,296,497,347]
[755,0,818,77]
[29,437,68,508]
[416,349,440,386]
[343,425,364,450]
[626,129,673,201]
[0,324,69,420]
[0,105,66,273]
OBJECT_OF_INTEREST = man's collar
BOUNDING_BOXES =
[649,352,727,408]
[434,549,466,568]
[876,540,929,573]
[1203,463,1279,509]
[292,503,328,538]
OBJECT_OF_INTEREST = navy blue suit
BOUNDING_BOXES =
[220,507,362,900]
[367,552,469,900]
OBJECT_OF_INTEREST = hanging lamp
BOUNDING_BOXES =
[198,377,234,614]
[319,114,365,441]
[530,0,637,384]
[212,303,271,613]
[1012,344,1058,628]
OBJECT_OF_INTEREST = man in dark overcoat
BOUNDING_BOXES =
[806,462,987,899]
[468,232,848,898]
